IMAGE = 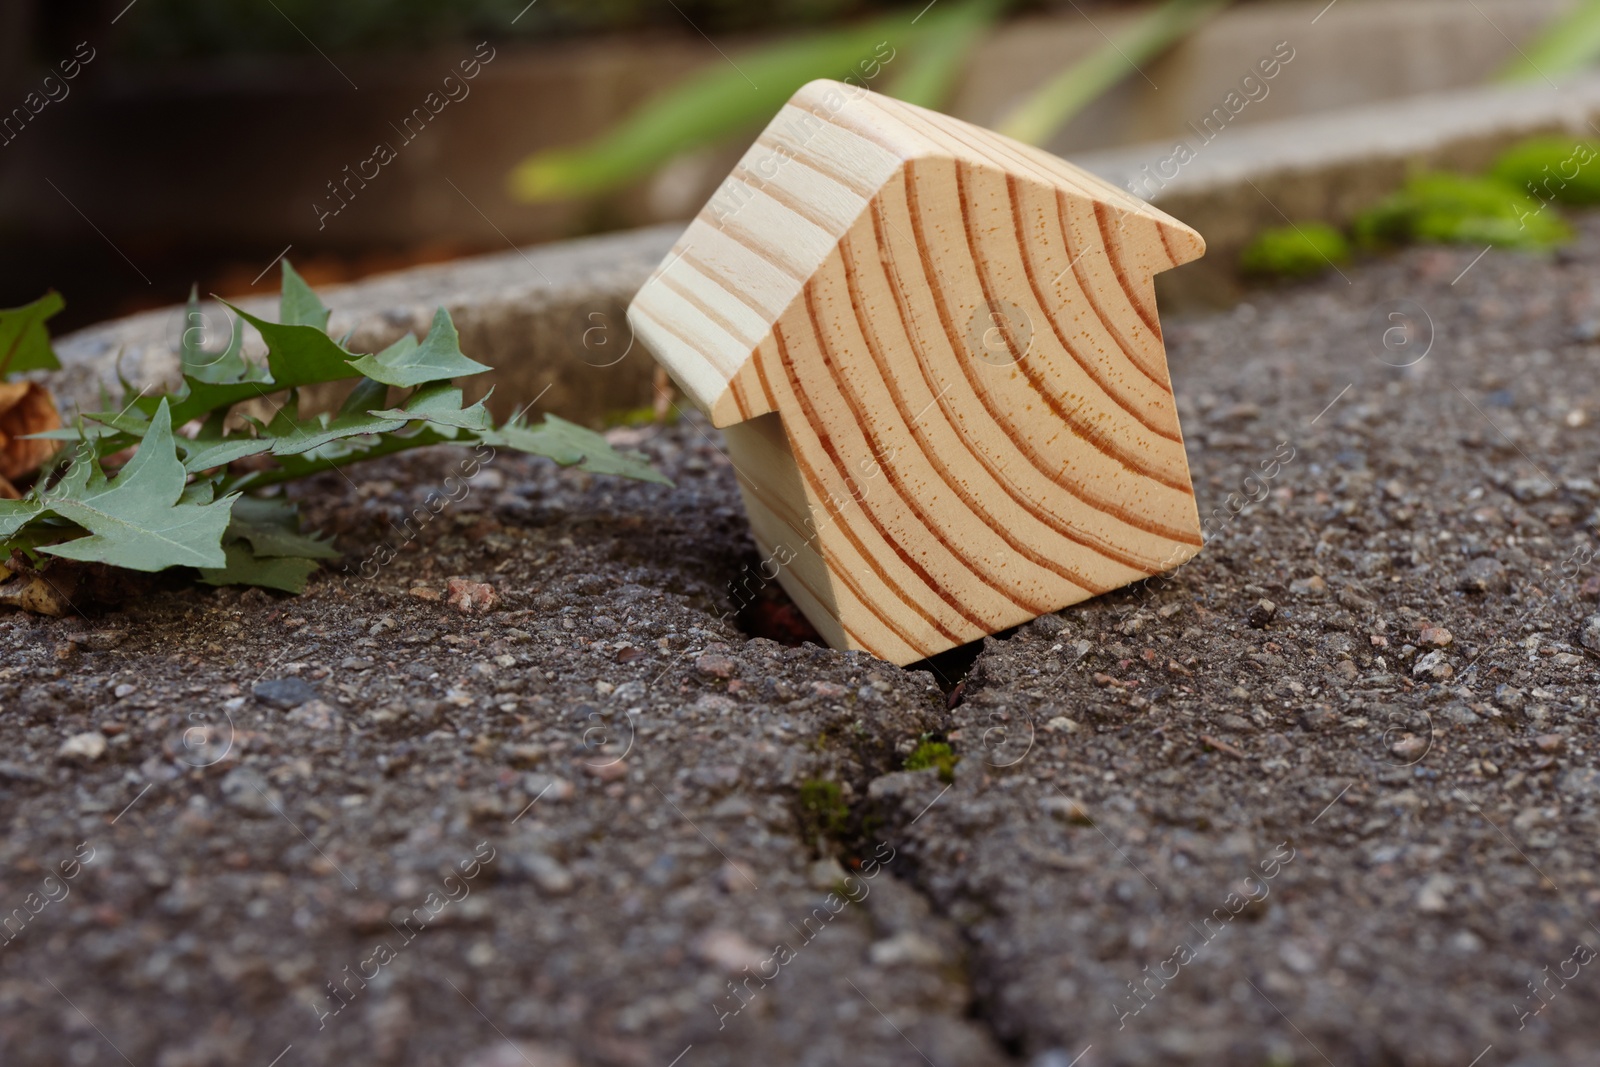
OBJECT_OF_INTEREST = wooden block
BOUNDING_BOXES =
[628,79,1205,665]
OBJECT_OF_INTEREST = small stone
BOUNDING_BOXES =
[517,853,575,896]
[811,681,849,700]
[1418,625,1453,648]
[1494,685,1525,712]
[1247,599,1277,628]
[1390,734,1429,762]
[1509,477,1556,503]
[869,931,946,967]
[446,577,498,614]
[252,677,319,710]
[1458,557,1509,595]
[522,773,574,803]
[220,767,281,817]
[1574,318,1600,343]
[459,1041,576,1067]
[1558,766,1600,797]
[581,758,628,782]
[113,682,138,699]
[286,699,338,730]
[695,652,736,679]
[692,928,766,974]
[58,732,107,763]
[809,857,848,889]
[715,861,758,893]
[1045,715,1079,734]
[1415,873,1454,914]
[1534,733,1567,754]
[1041,795,1092,824]
[1289,576,1327,598]
[1441,704,1481,726]
[408,586,441,602]
[1580,614,1600,653]
[1413,649,1453,680]
[693,693,737,715]
[502,744,545,768]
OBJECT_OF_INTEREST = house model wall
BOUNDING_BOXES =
[628,79,1206,665]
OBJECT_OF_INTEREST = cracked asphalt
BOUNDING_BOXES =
[3,214,1600,1067]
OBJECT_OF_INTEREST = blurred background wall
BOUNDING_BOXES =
[0,0,1572,333]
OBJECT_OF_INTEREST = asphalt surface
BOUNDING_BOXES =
[3,216,1600,1067]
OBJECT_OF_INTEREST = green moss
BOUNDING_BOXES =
[602,405,678,429]
[1353,172,1571,251]
[1491,136,1600,206]
[798,779,849,838]
[905,740,958,783]
[1239,223,1351,279]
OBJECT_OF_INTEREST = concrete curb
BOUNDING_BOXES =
[52,223,680,425]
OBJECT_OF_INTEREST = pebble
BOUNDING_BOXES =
[715,861,758,893]
[869,931,946,967]
[1417,626,1453,648]
[1509,477,1556,503]
[581,759,628,783]
[252,677,319,710]
[1534,733,1567,754]
[1247,599,1277,628]
[692,928,766,973]
[502,744,545,768]
[809,856,849,889]
[1458,557,1509,594]
[57,732,107,763]
[446,577,498,614]
[219,767,281,817]
[459,1042,575,1067]
[1495,685,1525,712]
[517,852,575,896]
[1289,576,1327,598]
[1413,650,1453,680]
[286,700,338,730]
[1041,796,1092,824]
[695,652,736,679]
[1391,734,1429,761]
[522,773,575,803]
[1580,614,1600,653]
[1415,873,1454,914]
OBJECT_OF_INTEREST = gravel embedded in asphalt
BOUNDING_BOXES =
[3,215,1600,1066]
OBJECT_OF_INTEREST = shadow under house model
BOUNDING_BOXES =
[628,79,1206,666]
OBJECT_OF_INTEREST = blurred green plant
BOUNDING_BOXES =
[1239,223,1350,279]
[995,0,1230,144]
[1490,136,1600,205]
[509,0,1010,202]
[798,779,850,839]
[1497,0,1600,82]
[1240,135,1593,279]
[904,739,957,782]
[1353,172,1571,251]
[509,0,1233,203]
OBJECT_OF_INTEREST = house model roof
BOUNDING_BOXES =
[628,78,1207,665]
